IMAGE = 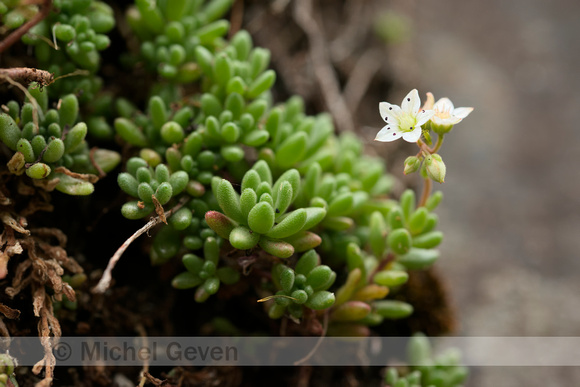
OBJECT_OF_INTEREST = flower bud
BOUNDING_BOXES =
[403,156,421,175]
[424,153,446,183]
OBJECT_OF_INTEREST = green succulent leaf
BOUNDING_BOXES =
[304,290,335,310]
[229,226,260,250]
[216,179,244,223]
[247,201,275,234]
[259,237,294,258]
[266,208,307,239]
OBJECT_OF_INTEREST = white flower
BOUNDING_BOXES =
[424,92,473,132]
[375,89,434,143]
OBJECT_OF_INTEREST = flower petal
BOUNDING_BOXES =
[401,89,420,114]
[416,109,435,126]
[432,115,460,126]
[453,107,474,119]
[402,126,422,142]
[423,92,435,110]
[375,125,403,142]
[379,102,401,124]
[434,97,454,112]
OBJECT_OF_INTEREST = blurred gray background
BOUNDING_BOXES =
[404,0,580,385]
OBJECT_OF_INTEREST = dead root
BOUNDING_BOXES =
[0,174,82,386]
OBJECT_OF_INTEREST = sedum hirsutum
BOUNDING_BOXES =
[101,0,465,324]
[384,333,468,387]
[0,86,120,195]
[5,0,117,101]
[0,0,469,338]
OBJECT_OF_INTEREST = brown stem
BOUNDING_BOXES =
[229,0,244,37]
[418,177,432,207]
[0,0,53,54]
[89,147,106,178]
[0,68,54,87]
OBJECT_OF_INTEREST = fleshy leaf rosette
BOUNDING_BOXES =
[205,161,326,258]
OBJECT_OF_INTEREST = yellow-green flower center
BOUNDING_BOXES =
[435,106,452,119]
[399,115,417,133]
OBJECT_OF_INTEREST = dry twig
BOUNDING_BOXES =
[136,324,151,387]
[343,49,382,112]
[54,166,100,184]
[293,310,329,366]
[0,0,53,54]
[92,197,189,294]
[293,0,355,133]
[0,68,54,88]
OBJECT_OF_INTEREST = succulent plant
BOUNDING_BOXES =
[0,0,474,384]
[0,86,120,194]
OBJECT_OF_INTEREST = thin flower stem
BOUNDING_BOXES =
[417,134,444,155]
[431,134,444,153]
[419,177,432,207]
